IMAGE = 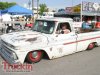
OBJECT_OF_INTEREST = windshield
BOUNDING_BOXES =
[32,20,55,34]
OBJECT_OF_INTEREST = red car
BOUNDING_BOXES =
[95,22,100,28]
[25,23,33,28]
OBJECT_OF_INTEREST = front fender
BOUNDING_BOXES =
[16,51,29,64]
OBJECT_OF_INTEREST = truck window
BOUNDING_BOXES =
[56,22,71,34]
[32,20,55,34]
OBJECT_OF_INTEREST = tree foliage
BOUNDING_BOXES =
[39,4,48,15]
[0,2,16,10]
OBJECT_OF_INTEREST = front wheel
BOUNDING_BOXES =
[26,51,43,63]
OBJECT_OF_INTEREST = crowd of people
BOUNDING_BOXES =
[81,19,100,32]
[0,15,34,33]
[1,16,100,34]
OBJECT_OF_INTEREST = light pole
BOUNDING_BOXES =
[37,0,39,18]
[32,0,34,13]
[80,0,82,22]
[93,3,99,23]
[32,0,34,21]
[28,0,31,9]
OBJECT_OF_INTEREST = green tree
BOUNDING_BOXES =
[39,4,48,15]
[0,2,16,10]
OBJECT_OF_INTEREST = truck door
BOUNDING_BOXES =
[54,22,77,56]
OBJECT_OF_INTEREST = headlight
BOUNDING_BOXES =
[12,52,18,60]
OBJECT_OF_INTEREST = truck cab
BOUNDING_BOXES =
[33,18,77,58]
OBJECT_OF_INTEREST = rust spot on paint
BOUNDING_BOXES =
[26,37,37,42]
[50,47,52,51]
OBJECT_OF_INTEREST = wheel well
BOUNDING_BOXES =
[40,50,49,60]
[87,42,98,47]
[94,42,99,47]
[87,42,98,50]
[90,42,98,47]
[24,50,49,63]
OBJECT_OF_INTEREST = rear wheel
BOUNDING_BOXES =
[87,43,95,50]
[26,51,43,63]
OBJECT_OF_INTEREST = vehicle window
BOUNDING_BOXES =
[32,20,55,34]
[56,22,71,34]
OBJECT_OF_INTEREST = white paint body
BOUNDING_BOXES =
[0,17,100,64]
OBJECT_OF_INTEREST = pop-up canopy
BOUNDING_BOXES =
[2,5,33,15]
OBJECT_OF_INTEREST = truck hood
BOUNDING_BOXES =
[1,31,48,47]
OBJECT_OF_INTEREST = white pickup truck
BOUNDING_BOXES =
[0,17,100,64]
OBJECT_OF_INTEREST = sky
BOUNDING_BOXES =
[1,0,100,9]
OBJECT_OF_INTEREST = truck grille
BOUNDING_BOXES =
[1,44,12,55]
[1,40,16,59]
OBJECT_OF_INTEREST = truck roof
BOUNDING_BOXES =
[37,17,73,22]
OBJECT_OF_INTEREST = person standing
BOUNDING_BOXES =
[6,24,14,33]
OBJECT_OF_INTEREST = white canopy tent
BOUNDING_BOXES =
[2,13,11,21]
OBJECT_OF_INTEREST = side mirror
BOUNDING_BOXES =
[61,31,64,34]
[55,31,60,37]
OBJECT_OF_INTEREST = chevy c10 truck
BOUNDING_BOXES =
[0,17,100,64]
